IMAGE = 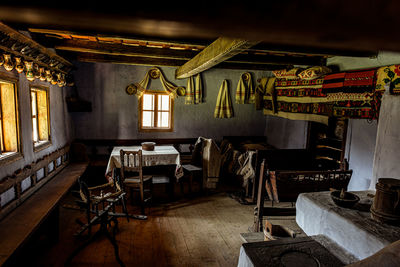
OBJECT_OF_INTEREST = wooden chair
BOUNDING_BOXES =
[67,178,126,266]
[180,141,203,195]
[119,149,153,215]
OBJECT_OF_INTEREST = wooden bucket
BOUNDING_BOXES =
[371,178,400,225]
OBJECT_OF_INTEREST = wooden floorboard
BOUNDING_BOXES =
[17,187,256,267]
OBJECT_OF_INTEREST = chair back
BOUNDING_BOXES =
[119,149,143,182]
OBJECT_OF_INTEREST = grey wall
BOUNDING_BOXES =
[327,51,400,190]
[0,68,73,180]
[370,93,400,189]
[264,116,308,149]
[71,62,270,141]
[345,120,378,191]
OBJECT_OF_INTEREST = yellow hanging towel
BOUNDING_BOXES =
[214,80,233,118]
[195,73,203,104]
[235,72,254,104]
[185,76,195,104]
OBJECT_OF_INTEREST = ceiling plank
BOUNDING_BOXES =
[175,37,260,79]
[55,39,198,60]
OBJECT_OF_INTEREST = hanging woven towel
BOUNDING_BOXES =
[214,80,233,118]
[185,75,195,104]
[235,72,254,104]
[195,73,203,104]
[185,73,203,104]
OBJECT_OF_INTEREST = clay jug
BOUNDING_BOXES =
[24,61,35,81]
[39,67,46,81]
[3,54,14,71]
[51,71,58,85]
[33,63,40,79]
[15,57,24,73]
[45,69,52,82]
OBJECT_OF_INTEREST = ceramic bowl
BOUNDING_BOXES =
[141,142,155,151]
[331,190,360,208]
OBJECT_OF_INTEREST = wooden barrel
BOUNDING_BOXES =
[371,178,400,225]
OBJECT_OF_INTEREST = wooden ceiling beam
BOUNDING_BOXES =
[28,28,210,48]
[69,52,291,71]
[176,37,260,79]
[250,43,378,58]
[227,53,326,66]
[71,52,188,67]
[54,39,198,60]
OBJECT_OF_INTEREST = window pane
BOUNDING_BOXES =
[142,111,154,127]
[157,111,170,128]
[0,118,3,152]
[31,91,37,116]
[32,117,38,142]
[142,94,154,110]
[158,95,170,111]
[1,82,17,152]
[37,90,49,141]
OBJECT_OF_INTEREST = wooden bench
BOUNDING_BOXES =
[73,138,198,174]
[252,149,352,232]
[0,144,89,266]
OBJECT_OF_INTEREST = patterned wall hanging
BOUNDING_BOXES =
[261,66,383,124]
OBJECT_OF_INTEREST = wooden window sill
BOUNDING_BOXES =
[33,141,52,152]
[0,152,23,166]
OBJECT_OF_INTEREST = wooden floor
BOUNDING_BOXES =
[22,188,255,267]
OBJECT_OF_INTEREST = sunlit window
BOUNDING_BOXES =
[139,91,173,131]
[31,87,50,149]
[0,78,20,159]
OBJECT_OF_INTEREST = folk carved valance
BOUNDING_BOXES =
[125,67,185,98]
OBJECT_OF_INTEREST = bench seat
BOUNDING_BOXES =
[0,162,88,266]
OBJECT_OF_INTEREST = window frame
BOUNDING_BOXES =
[138,90,174,132]
[0,73,22,165]
[30,85,51,152]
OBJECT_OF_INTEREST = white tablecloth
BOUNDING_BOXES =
[105,146,181,177]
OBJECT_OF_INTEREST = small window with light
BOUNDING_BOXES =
[139,91,173,132]
[0,78,21,162]
[30,86,50,150]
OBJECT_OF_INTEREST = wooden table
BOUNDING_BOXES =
[105,146,182,220]
[105,145,181,177]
